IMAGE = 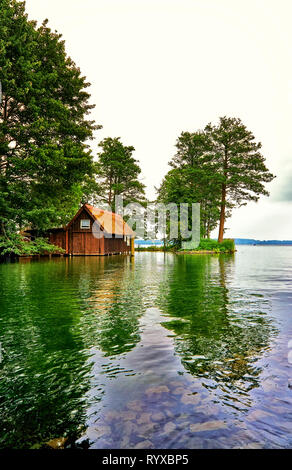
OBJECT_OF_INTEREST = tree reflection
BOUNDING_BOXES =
[0,256,146,448]
[158,254,277,395]
[0,259,94,448]
[76,256,145,356]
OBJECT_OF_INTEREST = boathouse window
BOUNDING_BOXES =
[80,219,90,229]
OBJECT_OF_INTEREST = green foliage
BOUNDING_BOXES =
[135,243,175,252]
[135,246,163,252]
[157,131,222,240]
[89,137,146,209]
[205,117,275,241]
[158,118,275,244]
[0,0,100,236]
[193,238,235,253]
[219,239,235,252]
[0,233,64,256]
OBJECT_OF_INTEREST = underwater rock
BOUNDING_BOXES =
[120,435,131,448]
[103,410,120,422]
[165,408,175,418]
[177,421,190,430]
[134,440,153,449]
[126,400,143,411]
[181,393,200,405]
[137,422,155,437]
[173,387,185,395]
[124,421,138,435]
[152,412,165,422]
[171,381,184,387]
[246,410,272,422]
[195,404,219,416]
[137,413,152,425]
[190,420,227,432]
[86,425,111,440]
[146,385,170,396]
[120,410,137,421]
[233,441,263,449]
[261,379,277,392]
[163,421,176,433]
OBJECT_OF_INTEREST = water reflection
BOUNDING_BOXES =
[0,260,92,448]
[0,251,290,449]
[157,255,276,405]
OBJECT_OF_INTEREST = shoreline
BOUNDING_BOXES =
[135,248,236,254]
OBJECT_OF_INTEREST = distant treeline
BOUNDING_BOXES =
[235,239,292,245]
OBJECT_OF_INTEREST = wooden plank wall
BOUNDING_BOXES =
[49,230,66,251]
[64,208,131,255]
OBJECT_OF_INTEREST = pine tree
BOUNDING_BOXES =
[205,117,275,242]
[94,137,146,210]
[0,0,100,235]
[158,131,221,239]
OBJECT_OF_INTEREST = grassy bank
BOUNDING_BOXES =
[179,238,235,254]
[136,239,235,254]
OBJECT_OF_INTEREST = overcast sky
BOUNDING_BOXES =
[25,0,292,239]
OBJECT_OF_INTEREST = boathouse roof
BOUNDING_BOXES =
[66,204,135,237]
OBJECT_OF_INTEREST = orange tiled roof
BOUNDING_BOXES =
[85,204,135,236]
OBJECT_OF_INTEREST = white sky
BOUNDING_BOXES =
[25,0,292,239]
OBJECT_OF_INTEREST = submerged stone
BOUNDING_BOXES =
[137,412,152,424]
[163,421,176,433]
[126,400,143,411]
[86,425,111,440]
[181,392,200,405]
[190,420,227,432]
[134,439,153,449]
[137,422,156,436]
[146,385,170,396]
[124,421,138,436]
[246,409,273,422]
[120,410,136,421]
[173,387,185,395]
[196,403,219,416]
[152,411,165,422]
[103,410,120,422]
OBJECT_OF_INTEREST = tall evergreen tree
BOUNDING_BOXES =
[158,131,221,239]
[94,137,146,210]
[0,0,100,234]
[205,117,275,242]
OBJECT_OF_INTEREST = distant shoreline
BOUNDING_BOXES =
[234,239,292,246]
[135,239,292,248]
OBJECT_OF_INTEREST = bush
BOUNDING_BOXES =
[190,238,235,252]
[219,239,235,252]
[0,233,65,257]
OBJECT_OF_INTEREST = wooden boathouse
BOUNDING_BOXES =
[47,204,135,256]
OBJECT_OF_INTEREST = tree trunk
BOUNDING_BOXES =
[218,145,228,243]
[206,220,210,239]
[218,184,226,242]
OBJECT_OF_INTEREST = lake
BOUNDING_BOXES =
[0,246,292,449]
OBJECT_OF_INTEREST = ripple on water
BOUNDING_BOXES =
[0,249,292,448]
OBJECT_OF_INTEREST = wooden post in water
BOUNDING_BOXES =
[130,237,135,257]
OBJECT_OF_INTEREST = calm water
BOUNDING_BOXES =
[0,247,292,449]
